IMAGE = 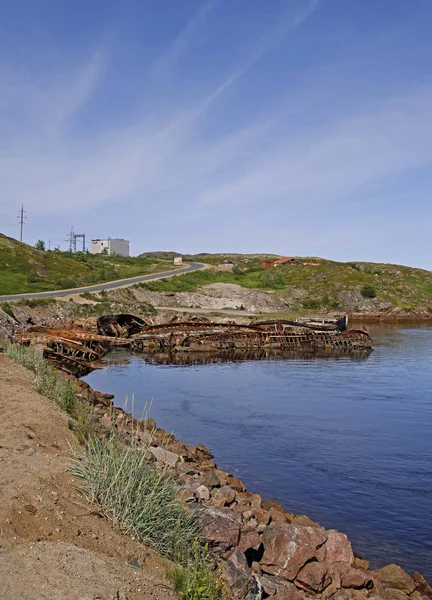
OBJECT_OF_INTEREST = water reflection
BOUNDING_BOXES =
[99,347,372,367]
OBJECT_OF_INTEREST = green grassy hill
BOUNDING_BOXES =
[140,252,432,314]
[0,234,168,295]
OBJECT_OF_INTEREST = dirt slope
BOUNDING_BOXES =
[0,355,177,600]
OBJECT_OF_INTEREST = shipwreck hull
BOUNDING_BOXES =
[16,315,373,376]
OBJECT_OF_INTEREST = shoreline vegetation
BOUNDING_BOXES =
[3,344,432,600]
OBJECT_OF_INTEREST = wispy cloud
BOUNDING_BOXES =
[1,0,432,268]
[152,0,216,75]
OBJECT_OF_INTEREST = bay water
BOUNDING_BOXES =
[83,324,432,578]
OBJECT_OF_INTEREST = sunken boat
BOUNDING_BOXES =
[17,314,373,376]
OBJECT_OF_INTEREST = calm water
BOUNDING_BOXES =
[83,324,432,578]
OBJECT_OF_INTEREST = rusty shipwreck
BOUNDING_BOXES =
[16,314,373,376]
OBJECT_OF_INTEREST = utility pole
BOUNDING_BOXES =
[66,226,86,252]
[18,204,26,242]
[66,226,75,252]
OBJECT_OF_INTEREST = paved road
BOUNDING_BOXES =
[0,262,206,302]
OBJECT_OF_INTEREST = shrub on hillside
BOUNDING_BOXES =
[261,269,285,289]
[361,284,377,298]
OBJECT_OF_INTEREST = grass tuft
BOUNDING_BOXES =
[70,434,199,560]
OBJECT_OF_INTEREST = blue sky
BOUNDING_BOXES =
[1,0,431,268]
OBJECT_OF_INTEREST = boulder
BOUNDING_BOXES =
[147,446,180,468]
[214,469,230,486]
[373,565,416,595]
[238,530,262,554]
[211,485,236,507]
[262,499,286,512]
[316,530,354,566]
[329,589,370,600]
[269,508,290,524]
[341,567,373,589]
[295,561,332,593]
[177,481,201,503]
[253,508,271,526]
[224,548,253,598]
[291,514,321,528]
[199,469,221,489]
[382,589,409,600]
[260,574,303,599]
[169,440,188,457]
[261,523,327,581]
[226,474,246,492]
[195,484,210,501]
[412,573,432,597]
[200,506,241,553]
[236,491,262,509]
[354,557,370,571]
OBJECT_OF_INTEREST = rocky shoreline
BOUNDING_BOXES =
[72,372,431,600]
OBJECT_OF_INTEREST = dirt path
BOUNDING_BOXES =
[0,355,177,600]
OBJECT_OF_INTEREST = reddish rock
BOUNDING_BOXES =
[236,491,262,509]
[169,440,188,456]
[261,523,327,581]
[262,498,286,512]
[341,567,373,589]
[269,508,289,524]
[260,574,303,599]
[316,530,354,566]
[354,557,370,571]
[291,514,321,528]
[177,481,201,503]
[383,589,409,600]
[296,561,332,593]
[200,506,241,552]
[199,469,221,489]
[211,485,236,507]
[238,530,262,553]
[214,469,230,486]
[226,474,246,492]
[373,565,416,595]
[224,548,253,598]
[329,589,370,600]
[412,572,432,597]
[254,508,271,526]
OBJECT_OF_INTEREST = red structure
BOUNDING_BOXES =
[261,258,303,268]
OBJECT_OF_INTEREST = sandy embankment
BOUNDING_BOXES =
[0,355,177,600]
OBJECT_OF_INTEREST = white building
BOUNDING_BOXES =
[91,238,130,257]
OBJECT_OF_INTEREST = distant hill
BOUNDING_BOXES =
[140,252,432,315]
[0,234,166,295]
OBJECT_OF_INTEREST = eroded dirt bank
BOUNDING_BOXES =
[0,355,178,600]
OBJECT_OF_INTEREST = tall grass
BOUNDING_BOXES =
[5,344,97,443]
[71,434,199,559]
